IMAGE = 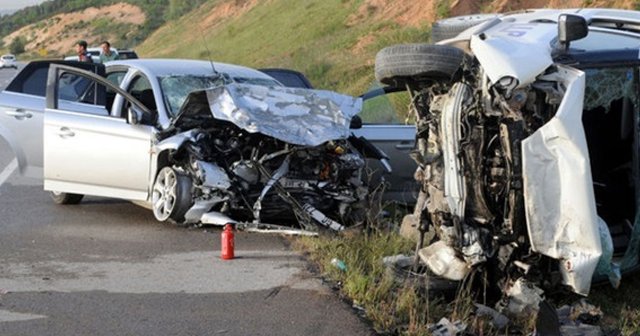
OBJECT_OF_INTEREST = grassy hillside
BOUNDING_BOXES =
[136,0,639,95]
[137,0,429,95]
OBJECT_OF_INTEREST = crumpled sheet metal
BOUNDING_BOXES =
[521,65,602,295]
[204,83,362,147]
[469,20,556,88]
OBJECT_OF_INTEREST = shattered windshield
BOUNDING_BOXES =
[159,75,227,116]
[159,74,282,117]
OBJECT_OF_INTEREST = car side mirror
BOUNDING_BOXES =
[558,14,588,51]
[350,115,362,129]
[127,105,144,125]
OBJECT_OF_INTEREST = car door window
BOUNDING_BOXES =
[127,75,156,112]
[106,71,126,86]
[54,70,109,116]
[58,72,93,102]
[360,89,415,124]
[6,65,48,96]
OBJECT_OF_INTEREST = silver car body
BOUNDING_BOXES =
[0,59,376,228]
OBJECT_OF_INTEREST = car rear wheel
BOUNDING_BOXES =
[374,44,466,87]
[152,166,193,223]
[50,191,84,205]
[431,13,498,43]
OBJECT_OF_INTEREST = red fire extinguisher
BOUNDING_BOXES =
[221,224,235,260]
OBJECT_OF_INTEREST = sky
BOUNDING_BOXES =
[0,0,46,10]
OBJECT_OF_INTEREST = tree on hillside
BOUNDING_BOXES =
[9,36,26,55]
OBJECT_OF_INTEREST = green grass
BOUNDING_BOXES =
[294,227,640,334]
[589,273,640,334]
[136,0,428,95]
[293,229,451,334]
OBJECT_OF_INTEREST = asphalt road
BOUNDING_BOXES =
[0,64,373,335]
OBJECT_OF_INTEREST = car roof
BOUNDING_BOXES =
[107,59,276,80]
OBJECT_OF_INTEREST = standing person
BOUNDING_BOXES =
[99,40,118,63]
[75,40,93,63]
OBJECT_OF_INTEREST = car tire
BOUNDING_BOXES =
[431,13,498,43]
[374,44,466,87]
[50,191,84,205]
[151,166,193,223]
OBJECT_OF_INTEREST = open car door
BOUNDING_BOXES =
[0,61,104,178]
[44,63,155,200]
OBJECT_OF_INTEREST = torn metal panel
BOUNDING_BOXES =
[418,241,469,281]
[302,203,345,231]
[441,82,470,218]
[200,211,237,225]
[193,161,231,190]
[196,83,362,147]
[184,198,227,223]
[504,278,544,315]
[155,129,199,151]
[521,65,601,295]
[469,22,556,88]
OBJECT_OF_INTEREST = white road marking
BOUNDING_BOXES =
[0,310,47,323]
[0,158,17,187]
[0,250,324,294]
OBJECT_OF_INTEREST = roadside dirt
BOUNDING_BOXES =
[201,0,261,30]
[2,2,144,57]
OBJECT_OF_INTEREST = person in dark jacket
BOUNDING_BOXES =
[75,40,93,63]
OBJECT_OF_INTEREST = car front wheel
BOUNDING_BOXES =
[151,166,193,223]
[50,191,84,205]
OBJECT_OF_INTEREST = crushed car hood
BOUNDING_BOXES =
[174,83,362,147]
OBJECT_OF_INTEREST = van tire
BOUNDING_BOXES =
[375,44,465,87]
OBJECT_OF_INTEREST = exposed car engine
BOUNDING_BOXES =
[153,84,374,232]
[170,122,368,229]
[410,62,568,304]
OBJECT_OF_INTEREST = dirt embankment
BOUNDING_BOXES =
[3,3,145,57]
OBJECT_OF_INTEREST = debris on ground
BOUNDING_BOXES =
[382,254,414,269]
[501,278,545,316]
[381,254,458,291]
[330,258,347,272]
[568,299,603,325]
[551,300,604,336]
[474,304,509,329]
[429,317,467,336]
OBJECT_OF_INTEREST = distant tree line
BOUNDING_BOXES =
[0,0,207,45]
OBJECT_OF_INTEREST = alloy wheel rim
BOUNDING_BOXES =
[152,168,177,221]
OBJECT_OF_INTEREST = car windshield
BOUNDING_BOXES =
[159,74,281,117]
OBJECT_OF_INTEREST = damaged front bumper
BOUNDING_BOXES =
[152,83,372,232]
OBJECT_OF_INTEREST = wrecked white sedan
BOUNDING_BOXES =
[376,8,640,303]
[0,59,385,230]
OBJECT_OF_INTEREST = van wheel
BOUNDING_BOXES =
[50,191,84,205]
[151,166,193,223]
[375,44,466,87]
